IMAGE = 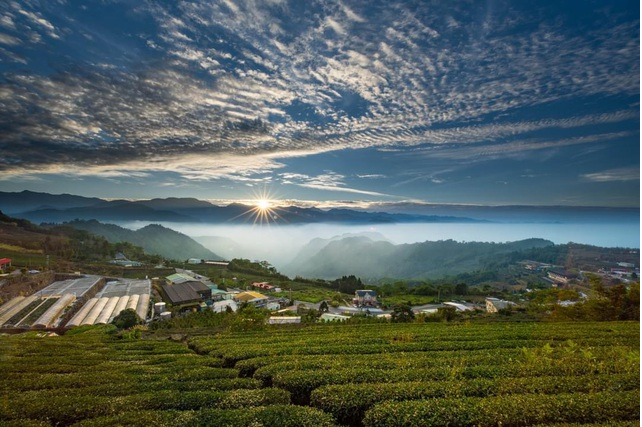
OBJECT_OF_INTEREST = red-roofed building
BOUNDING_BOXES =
[0,258,11,272]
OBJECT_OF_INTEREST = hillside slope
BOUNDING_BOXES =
[67,220,222,261]
[285,235,554,280]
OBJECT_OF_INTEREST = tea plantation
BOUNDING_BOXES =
[0,321,639,426]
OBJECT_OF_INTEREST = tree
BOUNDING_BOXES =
[319,301,329,313]
[391,303,415,323]
[112,308,142,329]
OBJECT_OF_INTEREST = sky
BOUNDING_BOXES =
[0,0,639,208]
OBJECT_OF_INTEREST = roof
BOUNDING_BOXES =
[166,273,194,284]
[444,302,474,311]
[268,316,301,324]
[235,291,268,302]
[0,258,11,265]
[162,281,211,305]
[355,290,377,297]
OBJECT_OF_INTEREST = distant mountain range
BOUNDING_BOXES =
[0,191,485,225]
[67,220,222,261]
[281,234,555,280]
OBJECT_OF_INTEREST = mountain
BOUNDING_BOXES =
[0,191,485,225]
[67,220,222,261]
[0,190,103,215]
[284,235,554,280]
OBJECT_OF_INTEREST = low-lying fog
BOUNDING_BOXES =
[119,220,640,270]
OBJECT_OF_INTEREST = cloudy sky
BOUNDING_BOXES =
[0,0,639,208]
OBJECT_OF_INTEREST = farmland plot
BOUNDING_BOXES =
[0,321,639,426]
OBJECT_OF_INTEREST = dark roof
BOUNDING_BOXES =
[162,281,211,305]
[356,290,377,297]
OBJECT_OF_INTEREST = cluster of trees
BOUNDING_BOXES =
[227,259,289,280]
[547,282,639,321]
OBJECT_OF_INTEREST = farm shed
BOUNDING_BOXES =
[109,296,131,323]
[126,294,140,311]
[136,294,150,320]
[33,294,76,328]
[65,298,99,327]
[80,297,109,325]
[162,282,211,306]
[95,297,121,325]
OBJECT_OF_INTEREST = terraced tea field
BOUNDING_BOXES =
[0,321,639,426]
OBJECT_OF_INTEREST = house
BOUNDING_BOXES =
[0,258,12,272]
[234,291,269,306]
[547,270,576,284]
[251,282,274,291]
[485,297,515,313]
[353,290,377,307]
[187,258,202,264]
[161,281,212,306]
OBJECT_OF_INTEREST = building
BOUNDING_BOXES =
[485,297,515,313]
[187,258,202,264]
[547,270,576,284]
[267,316,301,324]
[234,291,269,306]
[0,258,11,272]
[320,313,350,322]
[353,290,377,307]
[161,281,212,306]
[251,281,275,291]
[212,300,238,313]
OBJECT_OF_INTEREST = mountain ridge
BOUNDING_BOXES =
[0,190,488,225]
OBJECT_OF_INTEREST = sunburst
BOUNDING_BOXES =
[229,189,284,226]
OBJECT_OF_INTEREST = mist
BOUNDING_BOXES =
[119,219,640,272]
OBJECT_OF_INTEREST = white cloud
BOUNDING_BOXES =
[581,167,640,182]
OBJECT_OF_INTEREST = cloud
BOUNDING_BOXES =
[581,167,640,182]
[278,171,395,197]
[0,0,637,190]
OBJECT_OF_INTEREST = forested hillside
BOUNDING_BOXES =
[285,236,554,280]
[66,220,221,261]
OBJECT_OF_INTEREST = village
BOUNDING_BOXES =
[0,260,633,331]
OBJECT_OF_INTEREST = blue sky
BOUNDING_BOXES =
[0,0,639,208]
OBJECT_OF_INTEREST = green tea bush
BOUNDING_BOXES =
[362,390,640,427]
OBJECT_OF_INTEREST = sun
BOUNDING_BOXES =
[256,199,271,211]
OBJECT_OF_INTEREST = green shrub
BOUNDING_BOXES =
[362,390,640,427]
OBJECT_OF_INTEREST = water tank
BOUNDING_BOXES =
[160,311,172,320]
[154,302,166,314]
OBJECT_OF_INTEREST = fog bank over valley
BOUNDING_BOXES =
[119,218,640,274]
